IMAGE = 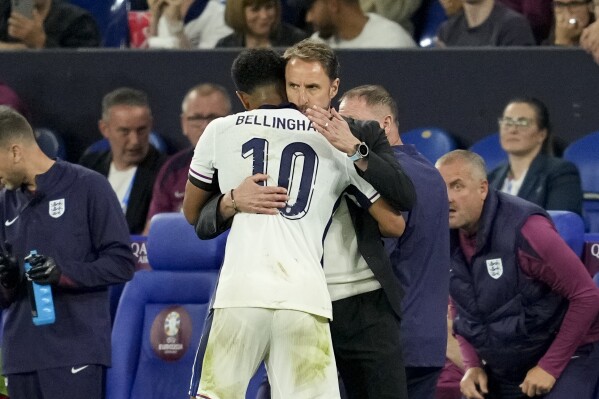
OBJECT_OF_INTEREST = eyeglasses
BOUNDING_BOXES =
[497,117,534,129]
[554,0,591,8]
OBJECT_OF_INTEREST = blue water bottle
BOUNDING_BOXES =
[24,250,56,326]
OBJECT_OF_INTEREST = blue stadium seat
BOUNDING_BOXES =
[69,0,128,47]
[548,211,585,258]
[469,133,508,173]
[106,213,226,399]
[145,213,227,272]
[402,127,457,163]
[563,131,599,232]
[34,127,67,159]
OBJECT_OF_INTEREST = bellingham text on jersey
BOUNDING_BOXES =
[235,114,315,131]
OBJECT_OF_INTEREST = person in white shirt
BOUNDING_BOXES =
[147,0,232,48]
[183,48,406,399]
[305,0,416,48]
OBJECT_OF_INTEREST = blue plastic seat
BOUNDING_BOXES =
[402,127,457,164]
[34,127,67,159]
[469,133,508,173]
[106,213,226,399]
[563,131,599,232]
[548,211,585,258]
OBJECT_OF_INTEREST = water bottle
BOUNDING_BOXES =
[24,250,56,326]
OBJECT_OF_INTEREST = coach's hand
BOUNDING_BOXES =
[25,254,61,285]
[306,106,360,156]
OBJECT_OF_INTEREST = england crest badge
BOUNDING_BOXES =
[486,258,503,279]
[49,199,65,218]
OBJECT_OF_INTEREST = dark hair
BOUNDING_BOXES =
[504,97,553,155]
[231,48,286,94]
[102,87,150,120]
[224,0,281,34]
[0,105,35,146]
[283,38,340,81]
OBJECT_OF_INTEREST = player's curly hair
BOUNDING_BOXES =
[231,48,286,94]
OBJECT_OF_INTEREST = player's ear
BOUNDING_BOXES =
[236,91,251,111]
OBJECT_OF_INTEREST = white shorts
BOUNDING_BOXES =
[196,307,340,399]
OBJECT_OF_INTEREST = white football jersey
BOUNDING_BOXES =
[189,105,379,319]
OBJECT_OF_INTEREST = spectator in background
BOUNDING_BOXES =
[498,0,554,44]
[436,150,599,399]
[305,0,416,48]
[488,97,583,215]
[144,83,231,232]
[439,0,464,16]
[358,0,423,34]
[0,0,100,49]
[80,88,166,235]
[338,85,450,399]
[545,0,594,46]
[437,0,536,46]
[147,0,233,48]
[581,0,599,62]
[216,0,308,48]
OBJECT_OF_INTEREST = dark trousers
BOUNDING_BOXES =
[331,289,408,399]
[406,366,442,399]
[481,341,599,399]
[7,365,104,399]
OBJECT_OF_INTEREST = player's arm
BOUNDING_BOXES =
[194,174,288,239]
[368,197,405,237]
[183,180,214,226]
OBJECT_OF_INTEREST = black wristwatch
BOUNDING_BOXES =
[348,142,369,162]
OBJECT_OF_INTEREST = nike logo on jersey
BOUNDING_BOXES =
[4,216,18,226]
[174,191,185,199]
[71,365,89,374]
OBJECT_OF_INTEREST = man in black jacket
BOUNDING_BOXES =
[80,87,166,234]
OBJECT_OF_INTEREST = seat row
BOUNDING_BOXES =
[401,128,599,232]
[107,210,597,399]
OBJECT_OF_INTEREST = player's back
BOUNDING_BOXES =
[190,105,378,318]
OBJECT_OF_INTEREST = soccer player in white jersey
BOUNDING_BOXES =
[183,48,405,399]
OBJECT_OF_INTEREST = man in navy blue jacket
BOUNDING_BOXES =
[338,85,450,399]
[0,106,135,399]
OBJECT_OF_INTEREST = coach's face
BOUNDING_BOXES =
[285,57,339,113]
